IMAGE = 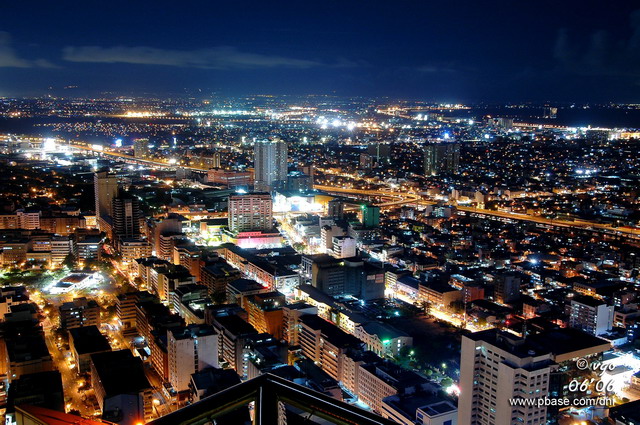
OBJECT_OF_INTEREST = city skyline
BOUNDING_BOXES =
[1,2,640,425]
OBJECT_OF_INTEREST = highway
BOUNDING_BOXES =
[313,184,640,239]
[67,143,208,171]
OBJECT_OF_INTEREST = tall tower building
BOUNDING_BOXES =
[254,139,287,192]
[423,143,460,176]
[228,193,273,233]
[367,142,391,165]
[94,171,118,231]
[112,194,142,241]
[167,325,218,393]
[458,329,554,425]
[360,204,380,228]
[133,139,150,159]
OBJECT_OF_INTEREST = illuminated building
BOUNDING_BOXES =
[569,295,614,336]
[93,170,118,232]
[361,204,380,228]
[112,194,142,243]
[458,329,611,425]
[298,314,362,381]
[354,322,413,358]
[120,238,152,272]
[254,139,287,192]
[206,168,252,188]
[423,143,460,176]
[458,330,554,425]
[228,192,273,233]
[245,291,285,339]
[167,325,218,393]
[58,297,100,330]
[332,236,356,258]
[133,138,150,159]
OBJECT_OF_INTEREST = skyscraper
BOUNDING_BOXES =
[254,139,287,192]
[133,139,150,159]
[94,170,118,231]
[112,194,142,240]
[361,204,380,228]
[458,330,554,425]
[423,142,460,176]
[367,142,391,165]
[167,325,218,393]
[458,328,611,425]
[228,193,273,233]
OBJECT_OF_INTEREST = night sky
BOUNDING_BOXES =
[1,1,640,102]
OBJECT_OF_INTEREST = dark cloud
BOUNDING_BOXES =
[0,31,55,68]
[62,45,339,70]
[553,10,640,78]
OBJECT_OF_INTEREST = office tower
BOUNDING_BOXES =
[58,297,100,329]
[149,215,183,257]
[458,330,554,425]
[361,204,380,228]
[112,194,142,240]
[423,142,460,176]
[367,143,391,165]
[254,139,287,192]
[327,199,345,219]
[494,272,522,304]
[93,171,118,229]
[228,193,273,233]
[569,295,614,336]
[359,153,374,169]
[285,171,312,192]
[133,138,150,159]
[167,325,218,393]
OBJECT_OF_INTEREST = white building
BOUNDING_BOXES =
[458,330,553,425]
[569,295,614,336]
[332,236,356,258]
[167,325,219,393]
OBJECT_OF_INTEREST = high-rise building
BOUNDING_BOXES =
[361,204,380,228]
[327,199,345,219]
[423,143,460,176]
[458,330,554,425]
[569,295,614,336]
[59,297,100,330]
[367,143,391,165]
[112,194,142,241]
[167,325,218,393]
[94,171,118,230]
[458,328,611,425]
[494,272,522,304]
[254,139,287,192]
[228,193,273,233]
[133,138,150,159]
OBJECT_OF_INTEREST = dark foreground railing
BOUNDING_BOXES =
[147,373,399,425]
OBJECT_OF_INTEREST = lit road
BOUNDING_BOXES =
[43,320,95,417]
[67,143,208,171]
[314,184,640,239]
[312,184,424,208]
